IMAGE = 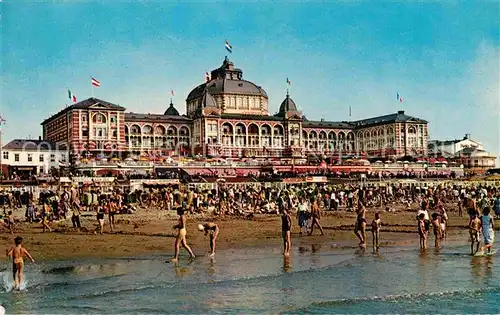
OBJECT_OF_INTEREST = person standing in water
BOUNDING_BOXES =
[371,212,381,253]
[6,236,35,291]
[418,213,428,250]
[431,213,442,249]
[469,213,481,255]
[480,207,495,254]
[198,222,219,257]
[281,207,292,257]
[354,202,366,248]
[171,208,195,263]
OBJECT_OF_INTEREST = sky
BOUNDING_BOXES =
[2,1,499,161]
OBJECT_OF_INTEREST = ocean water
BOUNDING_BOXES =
[0,242,498,314]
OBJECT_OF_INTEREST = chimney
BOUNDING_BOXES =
[38,136,42,141]
[397,110,405,115]
[465,133,470,140]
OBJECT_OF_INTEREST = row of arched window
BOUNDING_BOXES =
[125,124,190,137]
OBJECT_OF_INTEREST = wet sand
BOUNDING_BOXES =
[0,205,474,261]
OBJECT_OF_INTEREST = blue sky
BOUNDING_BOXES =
[2,2,499,159]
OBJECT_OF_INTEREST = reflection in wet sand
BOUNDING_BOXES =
[282,256,292,273]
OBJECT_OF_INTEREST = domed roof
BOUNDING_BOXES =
[199,90,217,108]
[164,101,179,116]
[456,147,492,157]
[470,149,491,157]
[186,57,267,101]
[275,94,298,117]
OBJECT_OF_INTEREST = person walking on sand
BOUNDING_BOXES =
[6,236,35,291]
[308,199,324,236]
[171,208,195,263]
[281,207,292,257]
[42,202,52,233]
[354,202,366,248]
[198,222,219,257]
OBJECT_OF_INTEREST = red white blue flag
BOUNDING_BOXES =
[225,40,232,53]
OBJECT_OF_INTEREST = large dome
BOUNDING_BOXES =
[186,57,267,102]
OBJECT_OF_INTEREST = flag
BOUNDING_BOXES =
[170,89,175,96]
[397,92,403,103]
[286,78,291,86]
[91,77,101,87]
[225,40,232,53]
[205,71,211,82]
[68,90,77,103]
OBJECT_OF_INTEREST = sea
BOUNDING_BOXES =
[0,241,498,314]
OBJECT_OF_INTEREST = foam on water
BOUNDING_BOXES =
[0,243,497,314]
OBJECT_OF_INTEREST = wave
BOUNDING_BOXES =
[63,283,175,300]
[297,286,500,311]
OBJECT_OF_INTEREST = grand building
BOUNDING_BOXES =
[41,57,429,160]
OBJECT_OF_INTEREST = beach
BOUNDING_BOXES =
[0,204,474,261]
[1,205,499,314]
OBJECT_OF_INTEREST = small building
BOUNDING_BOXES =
[428,134,484,157]
[1,139,69,179]
[454,147,497,173]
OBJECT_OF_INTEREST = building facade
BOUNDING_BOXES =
[40,57,428,160]
[41,99,126,156]
[1,139,68,178]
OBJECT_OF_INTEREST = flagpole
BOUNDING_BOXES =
[0,117,5,183]
[91,77,94,97]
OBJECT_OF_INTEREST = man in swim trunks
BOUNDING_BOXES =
[198,222,219,257]
[171,208,195,263]
[281,208,292,257]
[354,202,366,248]
[6,236,35,290]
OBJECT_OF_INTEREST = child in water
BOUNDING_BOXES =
[371,212,381,253]
[6,236,35,291]
[431,213,442,249]
[281,208,292,257]
[418,213,428,250]
[171,208,195,263]
[198,222,219,257]
[469,213,481,255]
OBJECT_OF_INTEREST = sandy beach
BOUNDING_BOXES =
[0,204,476,261]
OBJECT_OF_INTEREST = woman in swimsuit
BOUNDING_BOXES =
[354,202,366,248]
[171,208,195,263]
